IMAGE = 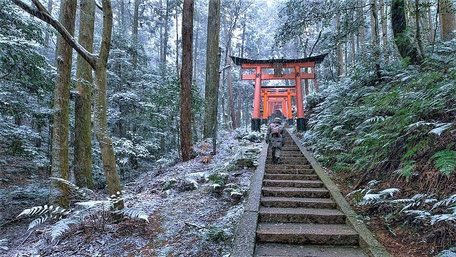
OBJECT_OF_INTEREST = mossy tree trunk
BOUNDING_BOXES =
[439,0,456,40]
[94,0,124,210]
[50,0,77,208]
[14,0,124,210]
[391,0,421,64]
[74,0,95,189]
[203,0,221,139]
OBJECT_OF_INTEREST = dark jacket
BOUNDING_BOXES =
[266,122,285,148]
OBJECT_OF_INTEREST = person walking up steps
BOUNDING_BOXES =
[265,117,285,164]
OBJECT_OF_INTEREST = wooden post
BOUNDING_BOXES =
[287,91,293,125]
[262,93,268,122]
[295,66,305,131]
[251,66,261,131]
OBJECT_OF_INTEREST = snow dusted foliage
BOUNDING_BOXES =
[16,178,149,243]
[0,3,54,169]
[300,40,456,181]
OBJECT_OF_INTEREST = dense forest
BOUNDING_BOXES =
[0,0,455,256]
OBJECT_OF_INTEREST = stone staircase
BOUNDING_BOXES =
[254,134,367,257]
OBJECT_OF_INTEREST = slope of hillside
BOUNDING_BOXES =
[300,39,456,256]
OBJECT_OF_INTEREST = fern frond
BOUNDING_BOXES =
[50,177,94,198]
[75,200,111,209]
[51,218,80,242]
[18,205,69,219]
[431,150,456,177]
[117,208,149,222]
[28,214,49,230]
[432,194,456,210]
[17,205,50,218]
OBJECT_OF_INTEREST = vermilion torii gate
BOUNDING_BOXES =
[231,54,327,132]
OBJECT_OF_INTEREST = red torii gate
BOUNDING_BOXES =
[231,54,327,131]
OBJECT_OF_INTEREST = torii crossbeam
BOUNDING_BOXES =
[231,54,327,131]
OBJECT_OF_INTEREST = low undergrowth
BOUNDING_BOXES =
[301,39,456,255]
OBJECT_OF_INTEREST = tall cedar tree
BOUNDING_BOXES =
[74,0,95,189]
[14,0,124,210]
[203,0,221,139]
[391,0,421,64]
[180,0,194,161]
[439,0,456,40]
[51,0,77,208]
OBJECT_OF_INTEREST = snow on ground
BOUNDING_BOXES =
[1,130,262,257]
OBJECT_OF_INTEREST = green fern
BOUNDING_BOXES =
[399,160,416,180]
[432,149,456,177]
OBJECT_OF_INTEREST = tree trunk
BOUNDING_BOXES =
[180,0,194,161]
[439,0,456,40]
[94,0,124,210]
[380,0,388,47]
[227,48,235,129]
[236,89,241,128]
[175,5,180,77]
[391,0,421,64]
[336,13,344,78]
[74,0,95,189]
[371,0,381,79]
[163,0,169,65]
[132,0,140,67]
[371,0,380,47]
[427,1,434,41]
[416,0,425,58]
[193,18,199,81]
[50,0,77,208]
[358,0,366,55]
[13,0,124,210]
[203,0,221,139]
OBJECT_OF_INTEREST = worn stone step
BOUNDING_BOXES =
[281,148,301,151]
[259,207,346,224]
[263,179,323,188]
[262,187,330,198]
[256,223,359,246]
[255,243,367,257]
[266,158,308,165]
[264,168,314,175]
[266,163,311,168]
[261,197,336,209]
[264,174,319,180]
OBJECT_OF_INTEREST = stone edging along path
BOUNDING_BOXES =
[231,129,390,257]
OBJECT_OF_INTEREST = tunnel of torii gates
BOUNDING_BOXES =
[231,53,328,132]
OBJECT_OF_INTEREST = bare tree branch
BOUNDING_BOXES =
[12,0,98,69]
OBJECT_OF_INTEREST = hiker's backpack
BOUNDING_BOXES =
[271,124,283,136]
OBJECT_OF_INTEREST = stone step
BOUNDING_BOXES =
[281,148,301,151]
[255,243,367,257]
[263,179,323,188]
[261,196,336,209]
[264,174,320,180]
[266,164,311,168]
[266,159,308,165]
[259,207,346,224]
[264,168,315,175]
[256,223,359,246]
[262,187,330,198]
